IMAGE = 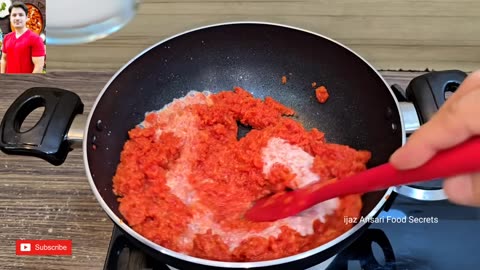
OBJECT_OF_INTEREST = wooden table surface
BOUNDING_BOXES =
[0,70,423,270]
[43,0,480,73]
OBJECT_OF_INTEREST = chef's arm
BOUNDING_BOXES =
[32,56,44,73]
[0,53,6,73]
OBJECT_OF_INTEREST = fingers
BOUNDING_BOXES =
[390,75,480,170]
[443,173,480,207]
[390,71,480,208]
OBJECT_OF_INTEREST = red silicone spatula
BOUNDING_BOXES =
[245,136,480,222]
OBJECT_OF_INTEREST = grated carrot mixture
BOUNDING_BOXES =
[112,87,369,262]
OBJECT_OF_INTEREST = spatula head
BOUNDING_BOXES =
[244,179,335,222]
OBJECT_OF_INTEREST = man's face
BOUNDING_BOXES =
[10,7,28,29]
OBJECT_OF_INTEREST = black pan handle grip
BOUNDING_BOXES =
[406,70,467,124]
[0,87,84,166]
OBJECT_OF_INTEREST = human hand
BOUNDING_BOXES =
[389,70,480,207]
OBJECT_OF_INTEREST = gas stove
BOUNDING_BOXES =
[103,193,480,270]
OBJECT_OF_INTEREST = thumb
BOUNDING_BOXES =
[443,173,480,207]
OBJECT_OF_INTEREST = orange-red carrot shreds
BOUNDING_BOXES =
[112,86,368,262]
[315,86,329,103]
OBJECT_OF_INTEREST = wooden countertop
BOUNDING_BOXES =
[0,71,423,269]
[43,0,480,72]
[2,0,477,71]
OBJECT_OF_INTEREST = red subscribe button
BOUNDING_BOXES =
[16,240,72,256]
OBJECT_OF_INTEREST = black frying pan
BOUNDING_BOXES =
[0,22,466,269]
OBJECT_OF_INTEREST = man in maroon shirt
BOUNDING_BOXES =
[0,1,45,74]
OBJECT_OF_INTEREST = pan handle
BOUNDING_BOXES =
[396,70,467,135]
[405,70,467,124]
[394,70,467,201]
[0,87,84,166]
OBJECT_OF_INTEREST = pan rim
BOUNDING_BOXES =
[83,21,404,268]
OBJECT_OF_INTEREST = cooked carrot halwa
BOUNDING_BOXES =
[112,87,370,262]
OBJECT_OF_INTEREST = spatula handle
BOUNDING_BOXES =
[245,136,480,222]
[324,136,480,198]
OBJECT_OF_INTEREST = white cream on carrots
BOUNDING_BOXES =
[261,137,340,233]
[141,92,339,251]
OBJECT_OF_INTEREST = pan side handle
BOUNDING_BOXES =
[395,70,467,135]
[0,87,84,166]
[405,70,467,125]
[393,70,468,201]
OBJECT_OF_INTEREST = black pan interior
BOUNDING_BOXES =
[86,23,402,221]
